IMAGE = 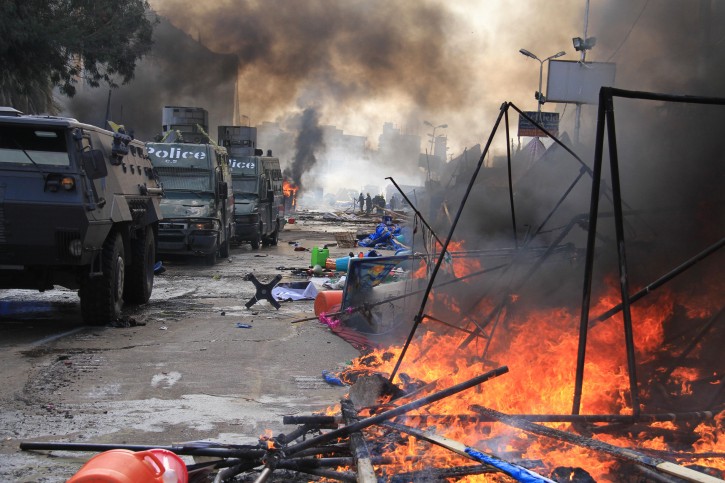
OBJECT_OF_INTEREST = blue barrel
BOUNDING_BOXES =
[335,256,351,271]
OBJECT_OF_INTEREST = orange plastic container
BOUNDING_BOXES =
[149,448,188,483]
[67,449,165,483]
[314,290,343,316]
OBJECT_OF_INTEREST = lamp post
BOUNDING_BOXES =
[518,49,565,119]
[424,120,447,158]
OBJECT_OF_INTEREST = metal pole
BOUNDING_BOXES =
[385,176,444,247]
[572,87,609,415]
[575,0,590,144]
[388,103,508,383]
[504,108,518,248]
[537,58,544,118]
[605,94,641,417]
[589,236,725,327]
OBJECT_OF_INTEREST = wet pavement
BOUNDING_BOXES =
[0,214,385,482]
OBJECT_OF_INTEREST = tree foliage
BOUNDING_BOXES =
[0,0,157,113]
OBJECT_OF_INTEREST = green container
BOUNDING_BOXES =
[310,246,329,267]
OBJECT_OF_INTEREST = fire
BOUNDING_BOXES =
[339,271,724,481]
[283,179,299,210]
[413,239,482,280]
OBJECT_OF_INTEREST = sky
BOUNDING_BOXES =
[60,1,725,197]
[144,0,591,155]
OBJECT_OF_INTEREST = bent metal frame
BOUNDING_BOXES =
[390,88,725,422]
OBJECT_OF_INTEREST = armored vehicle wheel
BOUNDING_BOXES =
[251,226,262,250]
[124,227,155,304]
[80,232,125,325]
[206,243,218,265]
[219,228,230,258]
[269,222,279,246]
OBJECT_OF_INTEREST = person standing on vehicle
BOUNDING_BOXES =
[365,193,372,214]
[358,192,365,212]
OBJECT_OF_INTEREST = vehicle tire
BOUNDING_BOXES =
[80,232,125,325]
[269,221,279,246]
[251,225,262,250]
[206,241,218,266]
[219,227,231,258]
[124,227,155,305]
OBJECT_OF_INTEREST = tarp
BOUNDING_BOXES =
[272,281,319,301]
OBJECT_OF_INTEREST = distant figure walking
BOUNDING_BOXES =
[389,194,397,211]
[358,192,364,212]
[365,193,372,214]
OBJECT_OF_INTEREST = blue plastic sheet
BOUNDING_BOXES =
[321,370,345,386]
[357,223,406,250]
[464,447,554,483]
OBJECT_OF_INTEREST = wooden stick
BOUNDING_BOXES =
[341,400,377,483]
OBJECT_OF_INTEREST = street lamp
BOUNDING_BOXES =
[519,49,566,116]
[424,120,447,158]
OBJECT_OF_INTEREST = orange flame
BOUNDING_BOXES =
[340,272,724,480]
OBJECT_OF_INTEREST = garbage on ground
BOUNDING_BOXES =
[314,290,343,316]
[323,275,346,290]
[321,369,346,386]
[271,281,319,301]
[310,246,329,267]
[357,222,408,251]
[153,261,166,274]
[235,323,252,329]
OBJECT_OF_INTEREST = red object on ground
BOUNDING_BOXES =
[67,449,166,482]
[149,448,188,483]
[314,290,343,316]
[288,218,295,224]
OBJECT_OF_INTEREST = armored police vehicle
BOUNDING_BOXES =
[147,106,234,265]
[219,125,284,249]
[0,107,163,325]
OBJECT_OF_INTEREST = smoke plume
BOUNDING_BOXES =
[287,107,325,190]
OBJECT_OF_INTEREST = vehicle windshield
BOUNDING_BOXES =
[0,126,70,166]
[154,166,213,192]
[232,176,257,195]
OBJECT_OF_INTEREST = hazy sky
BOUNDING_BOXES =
[69,1,720,194]
[146,0,594,155]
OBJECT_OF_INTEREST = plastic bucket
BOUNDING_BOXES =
[148,449,188,483]
[314,290,343,316]
[335,256,351,272]
[67,449,165,483]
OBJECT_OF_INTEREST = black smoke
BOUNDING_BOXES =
[59,17,237,141]
[285,107,325,190]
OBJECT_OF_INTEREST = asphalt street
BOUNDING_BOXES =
[0,215,381,482]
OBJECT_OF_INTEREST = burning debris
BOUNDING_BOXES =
[283,179,299,213]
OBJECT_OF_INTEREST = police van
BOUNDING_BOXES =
[219,125,284,249]
[147,107,234,264]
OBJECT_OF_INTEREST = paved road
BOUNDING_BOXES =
[0,218,375,482]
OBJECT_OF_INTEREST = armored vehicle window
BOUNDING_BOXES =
[154,165,213,192]
[231,176,257,194]
[0,126,70,166]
